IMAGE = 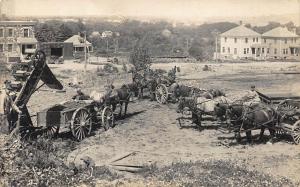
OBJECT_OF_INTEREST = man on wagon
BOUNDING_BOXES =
[242,85,261,108]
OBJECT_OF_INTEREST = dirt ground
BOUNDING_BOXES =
[1,60,300,185]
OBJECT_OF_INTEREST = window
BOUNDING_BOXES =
[234,38,237,43]
[253,38,255,42]
[262,48,264,54]
[267,48,270,54]
[222,47,225,53]
[0,44,3,52]
[0,29,3,37]
[234,48,237,54]
[286,48,288,54]
[274,39,277,44]
[284,39,287,44]
[245,38,248,43]
[295,39,297,43]
[23,28,29,37]
[274,48,277,54]
[247,48,249,54]
[227,47,230,53]
[8,28,13,37]
[8,44,13,52]
[264,39,266,43]
[256,38,258,42]
[244,48,246,54]
[224,37,227,42]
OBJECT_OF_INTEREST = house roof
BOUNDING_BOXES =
[220,25,261,37]
[64,35,92,46]
[17,37,38,44]
[262,27,299,38]
[0,21,37,26]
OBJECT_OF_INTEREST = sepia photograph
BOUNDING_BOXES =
[0,0,300,186]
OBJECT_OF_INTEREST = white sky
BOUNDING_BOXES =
[14,0,300,21]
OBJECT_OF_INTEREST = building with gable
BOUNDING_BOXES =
[217,23,300,61]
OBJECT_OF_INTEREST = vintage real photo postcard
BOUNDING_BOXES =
[0,0,299,186]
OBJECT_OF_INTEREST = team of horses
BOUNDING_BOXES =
[104,67,294,145]
[176,92,289,144]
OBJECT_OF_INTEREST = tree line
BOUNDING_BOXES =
[33,19,300,61]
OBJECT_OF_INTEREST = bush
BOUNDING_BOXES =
[103,63,119,74]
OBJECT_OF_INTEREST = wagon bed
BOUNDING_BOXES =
[257,91,300,104]
[37,100,114,141]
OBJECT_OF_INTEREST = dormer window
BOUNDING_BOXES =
[245,38,248,43]
[234,38,237,43]
[224,37,227,42]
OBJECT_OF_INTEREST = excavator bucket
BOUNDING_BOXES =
[41,64,63,90]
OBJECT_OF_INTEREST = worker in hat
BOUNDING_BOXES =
[243,85,261,107]
[1,80,22,133]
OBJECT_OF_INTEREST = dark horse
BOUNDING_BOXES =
[215,103,277,143]
[173,85,225,100]
[108,83,138,118]
[132,70,158,100]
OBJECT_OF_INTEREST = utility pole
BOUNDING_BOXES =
[83,31,87,72]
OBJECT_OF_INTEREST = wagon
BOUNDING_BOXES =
[37,100,114,141]
[255,91,300,144]
[274,99,300,144]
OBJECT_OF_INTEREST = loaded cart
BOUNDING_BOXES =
[37,100,114,141]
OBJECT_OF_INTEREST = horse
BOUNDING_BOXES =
[214,103,277,143]
[109,83,138,118]
[132,70,158,100]
[177,96,229,128]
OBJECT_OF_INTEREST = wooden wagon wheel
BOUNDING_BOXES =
[102,107,115,130]
[155,84,168,104]
[71,107,92,141]
[277,100,298,116]
[292,120,300,145]
[42,125,60,139]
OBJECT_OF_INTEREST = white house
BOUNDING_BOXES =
[219,24,261,60]
[261,27,300,60]
[217,24,300,61]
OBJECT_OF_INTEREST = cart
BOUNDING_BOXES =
[37,100,114,141]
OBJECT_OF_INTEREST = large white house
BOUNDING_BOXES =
[219,25,261,60]
[217,24,300,61]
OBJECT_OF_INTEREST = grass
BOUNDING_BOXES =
[139,160,298,187]
[0,137,122,187]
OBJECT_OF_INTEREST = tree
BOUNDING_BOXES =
[129,46,151,71]
[55,24,73,42]
[35,24,56,42]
